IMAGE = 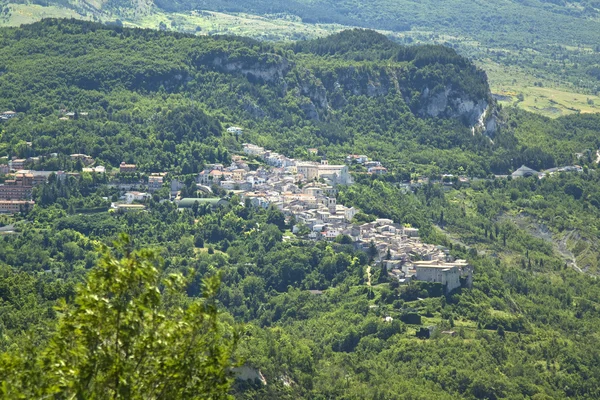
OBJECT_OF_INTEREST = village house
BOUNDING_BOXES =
[120,162,137,173]
[232,169,246,181]
[0,200,34,214]
[412,260,472,293]
[317,163,352,185]
[296,161,351,185]
[70,154,94,165]
[197,170,211,185]
[170,179,185,198]
[369,166,388,175]
[247,174,266,187]
[364,161,382,169]
[220,180,237,190]
[9,159,26,171]
[0,111,17,120]
[124,191,150,204]
[148,175,164,192]
[227,126,243,135]
[0,179,32,200]
[346,154,369,164]
[14,170,55,186]
[403,227,419,237]
[241,192,271,208]
[296,162,319,181]
[0,164,9,175]
[243,144,266,157]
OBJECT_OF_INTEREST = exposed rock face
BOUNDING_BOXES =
[410,84,499,136]
[417,86,493,130]
[298,71,329,110]
[206,51,498,133]
[212,54,290,83]
[234,365,267,386]
[485,113,499,135]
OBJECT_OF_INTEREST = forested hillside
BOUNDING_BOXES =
[2,20,600,399]
[2,20,596,177]
[2,0,599,102]
[0,21,498,175]
[164,0,600,102]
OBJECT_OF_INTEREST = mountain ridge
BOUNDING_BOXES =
[0,21,496,131]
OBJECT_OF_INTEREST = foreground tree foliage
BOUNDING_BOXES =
[0,234,239,399]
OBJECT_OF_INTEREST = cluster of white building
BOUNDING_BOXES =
[0,111,17,121]
[197,144,352,192]
[346,154,388,174]
[193,143,471,293]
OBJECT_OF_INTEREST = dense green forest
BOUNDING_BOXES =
[4,171,600,398]
[2,0,598,96]
[2,20,600,399]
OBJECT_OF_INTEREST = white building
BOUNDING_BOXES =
[346,154,369,164]
[243,144,265,157]
[412,261,469,293]
[296,162,351,185]
[82,165,106,174]
[227,126,243,135]
[125,191,150,204]
[0,111,17,120]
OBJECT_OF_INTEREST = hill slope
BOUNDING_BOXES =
[0,21,505,175]
[2,0,599,119]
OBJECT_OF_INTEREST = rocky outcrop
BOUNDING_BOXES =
[418,86,483,123]
[234,365,267,386]
[212,54,290,83]
[205,50,498,133]
[413,85,498,135]
[298,70,329,110]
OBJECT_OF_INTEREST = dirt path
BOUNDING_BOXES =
[557,230,583,273]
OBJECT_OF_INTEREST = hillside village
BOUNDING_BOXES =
[188,143,473,293]
[0,134,591,292]
[0,113,585,292]
[0,139,473,292]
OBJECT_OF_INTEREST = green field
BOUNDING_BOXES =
[482,60,600,117]
[0,3,85,26]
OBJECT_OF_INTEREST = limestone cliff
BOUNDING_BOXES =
[197,31,498,135]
